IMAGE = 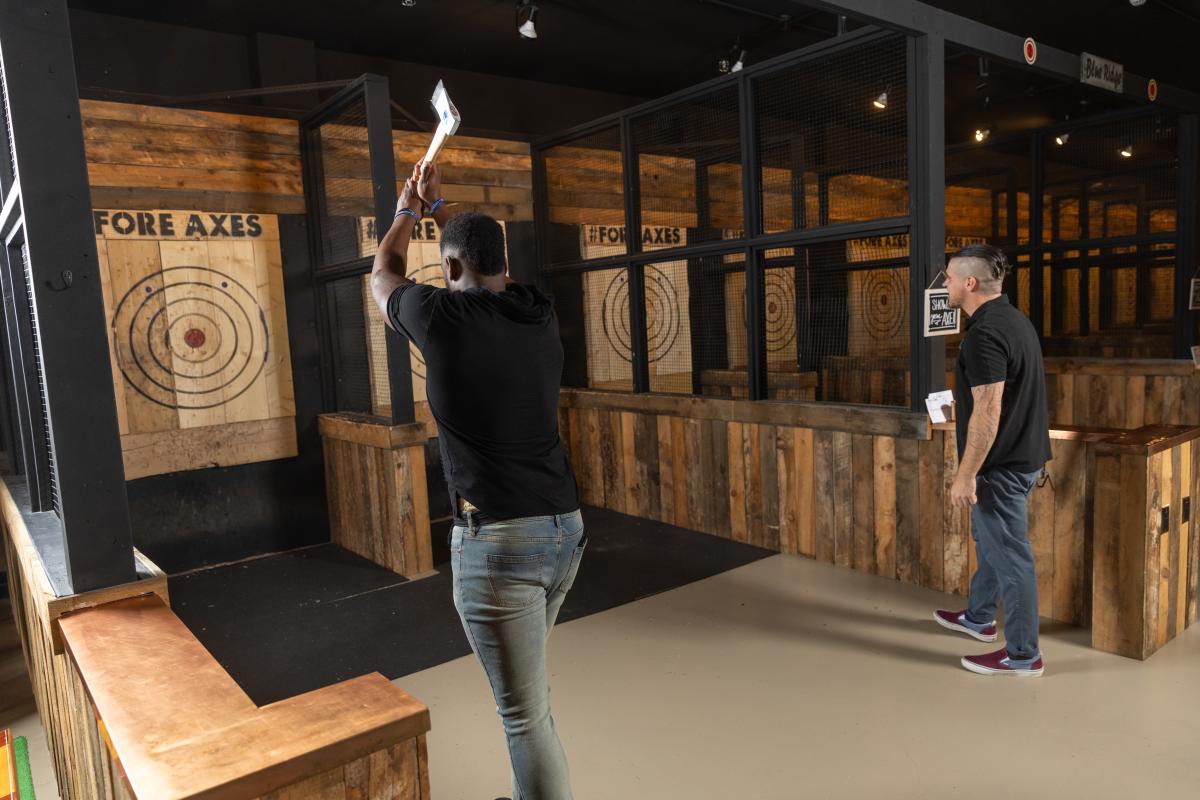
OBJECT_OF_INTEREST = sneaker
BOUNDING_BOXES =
[933,609,998,642]
[961,648,1044,677]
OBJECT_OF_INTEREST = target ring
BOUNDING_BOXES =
[858,269,907,341]
[763,271,796,352]
[601,267,681,364]
[112,266,269,409]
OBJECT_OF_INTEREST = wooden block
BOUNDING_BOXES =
[851,434,876,574]
[745,423,765,547]
[620,411,639,515]
[671,416,689,530]
[942,432,969,596]
[656,415,675,525]
[775,428,797,554]
[727,422,747,543]
[813,430,835,564]
[796,428,816,558]
[1051,440,1087,626]
[832,431,854,568]
[760,424,780,551]
[917,434,945,591]
[1125,375,1147,429]
[894,437,921,583]
[122,417,297,480]
[872,436,897,579]
[1154,451,1170,650]
[1168,443,1185,639]
[709,419,731,539]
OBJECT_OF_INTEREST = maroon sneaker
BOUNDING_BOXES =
[961,648,1044,677]
[933,609,998,642]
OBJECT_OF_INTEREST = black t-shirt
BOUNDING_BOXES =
[388,281,579,521]
[952,295,1052,474]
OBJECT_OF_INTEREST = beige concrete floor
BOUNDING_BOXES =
[399,553,1200,800]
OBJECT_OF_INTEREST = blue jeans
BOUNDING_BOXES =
[451,510,586,800]
[966,468,1042,662]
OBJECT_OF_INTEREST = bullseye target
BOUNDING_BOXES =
[762,271,796,353]
[600,266,681,364]
[112,266,269,409]
[858,269,906,341]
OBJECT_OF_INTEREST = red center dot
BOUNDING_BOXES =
[184,328,206,348]
[768,302,778,314]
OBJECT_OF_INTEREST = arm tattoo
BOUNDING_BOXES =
[958,381,1003,478]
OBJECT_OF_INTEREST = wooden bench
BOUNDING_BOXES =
[57,594,430,799]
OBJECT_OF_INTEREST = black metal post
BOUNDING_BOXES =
[740,73,767,400]
[1176,114,1198,358]
[620,117,650,392]
[364,76,415,425]
[907,32,947,411]
[0,0,135,592]
[1029,133,1045,338]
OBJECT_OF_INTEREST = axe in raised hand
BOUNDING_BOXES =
[422,80,461,166]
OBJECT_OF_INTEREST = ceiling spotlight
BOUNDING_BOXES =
[1129,0,1147,6]
[731,49,747,72]
[1120,143,1134,157]
[401,0,415,6]
[516,1,538,39]
[974,127,990,143]
[1055,132,1070,146]
[873,90,889,110]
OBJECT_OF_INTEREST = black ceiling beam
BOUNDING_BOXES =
[790,0,1200,112]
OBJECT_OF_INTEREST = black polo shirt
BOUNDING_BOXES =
[952,295,1052,474]
[388,281,579,522]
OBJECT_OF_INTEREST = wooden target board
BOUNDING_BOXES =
[578,225,692,390]
[93,209,296,479]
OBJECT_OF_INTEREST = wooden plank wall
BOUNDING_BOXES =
[559,391,1141,628]
[1,481,170,800]
[319,414,434,580]
[1093,436,1200,659]
[1045,358,1200,428]
[80,99,532,221]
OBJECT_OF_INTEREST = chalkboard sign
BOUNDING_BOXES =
[923,288,960,337]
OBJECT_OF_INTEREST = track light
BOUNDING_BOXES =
[731,49,747,72]
[1055,132,1070,146]
[517,1,538,39]
[974,128,990,143]
[1129,0,1147,6]
[873,90,889,110]
[401,0,416,6]
[1120,143,1134,157]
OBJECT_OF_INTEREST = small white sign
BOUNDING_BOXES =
[923,288,961,337]
[1081,52,1124,94]
[925,390,955,424]
[1190,276,1200,311]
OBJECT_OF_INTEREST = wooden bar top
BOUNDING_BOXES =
[930,421,1200,454]
[318,412,429,449]
[57,594,430,800]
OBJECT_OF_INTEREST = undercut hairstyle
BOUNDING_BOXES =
[440,212,507,276]
[953,243,1011,294]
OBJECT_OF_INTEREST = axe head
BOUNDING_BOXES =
[430,80,461,137]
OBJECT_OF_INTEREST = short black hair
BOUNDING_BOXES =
[952,243,1011,282]
[440,212,506,276]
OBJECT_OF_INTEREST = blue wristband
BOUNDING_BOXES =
[395,207,420,222]
[429,198,446,214]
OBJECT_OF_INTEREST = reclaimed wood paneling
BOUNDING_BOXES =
[319,414,433,580]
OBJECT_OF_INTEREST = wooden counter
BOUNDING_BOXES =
[559,390,1200,659]
[57,595,431,799]
[318,413,435,580]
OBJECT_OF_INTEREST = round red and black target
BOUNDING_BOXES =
[1148,79,1158,102]
[601,266,681,364]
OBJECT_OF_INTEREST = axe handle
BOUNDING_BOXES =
[423,126,451,165]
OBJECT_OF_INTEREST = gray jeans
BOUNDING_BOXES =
[451,510,586,800]
[966,468,1042,662]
